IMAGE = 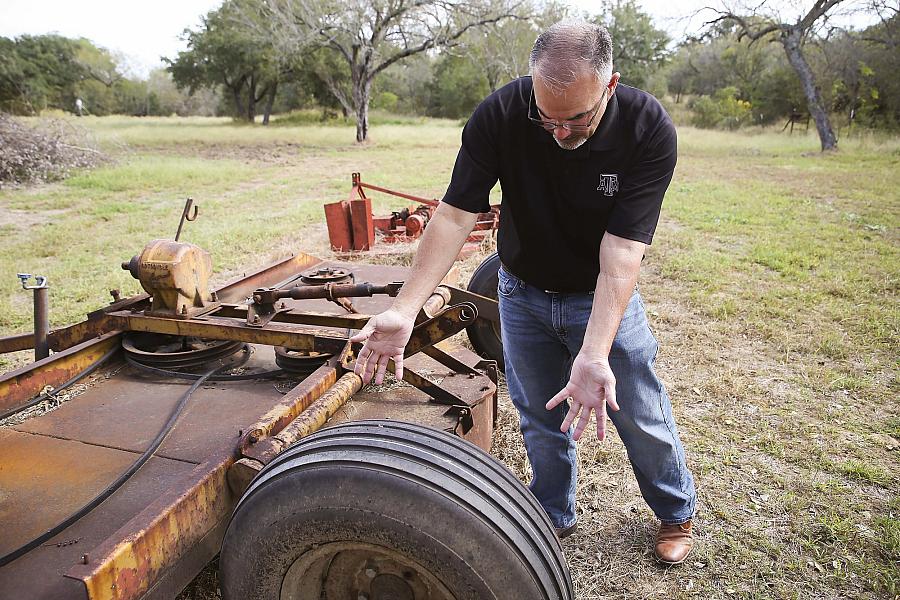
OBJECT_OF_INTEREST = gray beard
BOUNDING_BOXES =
[554,135,588,150]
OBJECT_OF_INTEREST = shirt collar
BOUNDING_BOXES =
[588,91,619,151]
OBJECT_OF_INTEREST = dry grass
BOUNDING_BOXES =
[2,116,895,600]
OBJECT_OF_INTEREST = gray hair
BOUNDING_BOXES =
[529,21,613,94]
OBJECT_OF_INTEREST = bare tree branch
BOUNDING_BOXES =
[701,0,851,150]
[249,0,525,141]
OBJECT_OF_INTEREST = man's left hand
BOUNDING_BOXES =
[546,353,620,441]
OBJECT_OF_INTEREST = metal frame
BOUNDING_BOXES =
[0,252,501,600]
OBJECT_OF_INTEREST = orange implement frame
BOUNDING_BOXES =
[324,172,499,251]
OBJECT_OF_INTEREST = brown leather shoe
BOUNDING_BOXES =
[555,520,578,540]
[654,520,693,565]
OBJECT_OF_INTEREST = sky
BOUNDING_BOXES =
[0,0,878,78]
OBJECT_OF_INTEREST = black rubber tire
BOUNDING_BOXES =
[466,251,504,371]
[220,420,572,600]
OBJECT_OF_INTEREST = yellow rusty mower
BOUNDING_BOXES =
[0,204,570,600]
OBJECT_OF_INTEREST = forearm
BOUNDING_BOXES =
[391,202,478,319]
[579,234,645,360]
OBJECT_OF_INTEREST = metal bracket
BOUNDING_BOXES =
[17,273,48,290]
[401,367,467,406]
[246,292,290,328]
[446,405,474,435]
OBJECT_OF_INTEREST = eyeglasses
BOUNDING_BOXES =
[528,87,609,133]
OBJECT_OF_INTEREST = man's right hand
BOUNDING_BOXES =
[349,309,415,385]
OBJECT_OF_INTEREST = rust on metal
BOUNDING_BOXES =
[0,332,120,414]
[0,331,34,353]
[299,267,353,285]
[67,462,232,600]
[445,285,500,323]
[244,371,363,465]
[328,348,496,452]
[325,173,500,249]
[349,195,375,251]
[0,431,199,600]
[34,285,51,360]
[121,239,217,319]
[0,249,497,600]
[104,312,348,355]
[48,318,119,353]
[403,303,477,356]
[253,281,402,304]
[213,252,323,304]
[173,197,198,242]
[227,457,264,496]
[15,273,51,360]
[400,367,467,406]
[237,357,342,455]
[420,345,478,374]
[215,305,370,329]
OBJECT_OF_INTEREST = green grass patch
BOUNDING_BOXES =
[64,156,253,194]
[876,514,900,561]
[835,460,891,485]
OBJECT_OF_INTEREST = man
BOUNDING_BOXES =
[351,20,697,565]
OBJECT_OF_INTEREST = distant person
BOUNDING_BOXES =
[351,20,697,565]
[75,98,84,117]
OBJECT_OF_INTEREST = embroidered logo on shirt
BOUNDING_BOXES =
[596,174,619,196]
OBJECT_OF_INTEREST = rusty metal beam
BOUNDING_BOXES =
[66,462,232,600]
[403,303,476,356]
[238,357,342,455]
[48,318,119,353]
[0,331,34,353]
[0,332,121,414]
[213,253,323,304]
[445,286,499,324]
[104,312,349,354]
[215,305,371,329]
[241,372,362,466]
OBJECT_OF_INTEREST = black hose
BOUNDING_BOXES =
[0,345,121,422]
[0,348,250,567]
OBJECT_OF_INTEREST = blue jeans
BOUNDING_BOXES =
[497,266,696,529]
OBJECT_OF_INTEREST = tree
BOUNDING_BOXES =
[595,0,670,90]
[0,38,29,114]
[1,35,85,114]
[427,53,490,117]
[168,0,288,123]
[706,1,849,151]
[820,9,900,129]
[456,0,568,93]
[372,53,434,114]
[246,0,524,142]
[859,0,899,48]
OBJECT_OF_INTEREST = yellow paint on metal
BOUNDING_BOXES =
[272,372,362,447]
[125,240,215,318]
[74,464,231,600]
[0,333,121,413]
[105,313,347,351]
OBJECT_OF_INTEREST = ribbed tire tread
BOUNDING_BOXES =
[235,419,572,599]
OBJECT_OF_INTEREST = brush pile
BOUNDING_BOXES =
[0,113,104,187]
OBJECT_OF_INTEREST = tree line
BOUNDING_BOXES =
[1,0,897,148]
[0,35,218,117]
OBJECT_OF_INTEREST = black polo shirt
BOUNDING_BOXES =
[442,76,676,292]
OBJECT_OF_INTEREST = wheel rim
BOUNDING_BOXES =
[280,541,457,600]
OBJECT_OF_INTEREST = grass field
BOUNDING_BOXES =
[1,115,898,599]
